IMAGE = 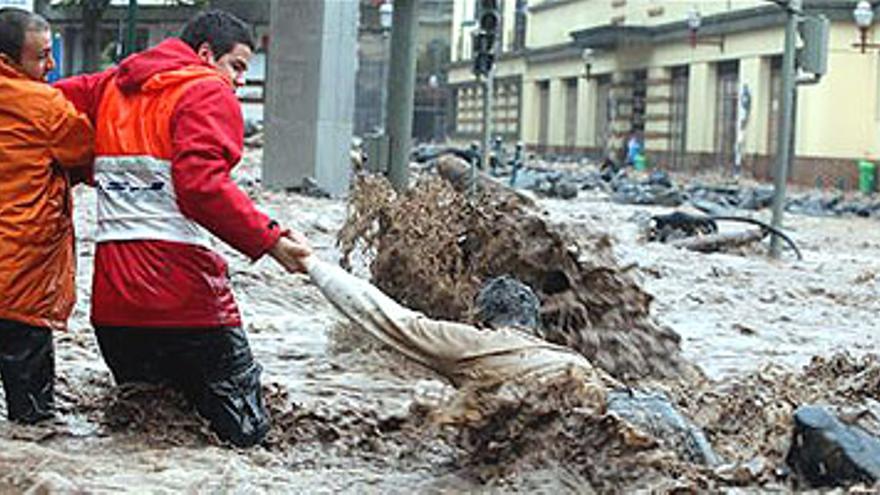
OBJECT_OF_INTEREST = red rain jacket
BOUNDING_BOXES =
[56,39,281,329]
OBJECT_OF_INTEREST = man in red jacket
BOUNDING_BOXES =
[56,10,310,447]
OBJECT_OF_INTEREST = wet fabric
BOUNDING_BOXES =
[94,326,268,447]
[0,58,93,330]
[304,257,617,391]
[0,320,54,424]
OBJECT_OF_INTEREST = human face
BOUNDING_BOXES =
[198,42,252,88]
[19,28,54,81]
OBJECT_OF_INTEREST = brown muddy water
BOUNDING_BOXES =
[0,151,878,492]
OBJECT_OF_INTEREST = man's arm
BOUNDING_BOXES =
[54,71,113,123]
[304,256,535,376]
[170,80,291,262]
[43,89,93,169]
[54,72,113,185]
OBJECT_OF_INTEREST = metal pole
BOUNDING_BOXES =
[379,32,390,136]
[386,0,419,191]
[125,0,138,57]
[769,0,800,258]
[469,141,479,197]
[481,69,494,187]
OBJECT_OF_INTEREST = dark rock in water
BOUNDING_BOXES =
[553,180,578,199]
[289,177,331,199]
[689,198,731,217]
[786,405,880,488]
[646,170,673,189]
[738,187,774,210]
[607,390,720,466]
[611,183,683,207]
[509,168,546,190]
[509,169,579,199]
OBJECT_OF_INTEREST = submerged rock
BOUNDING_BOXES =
[786,405,880,488]
[607,390,720,466]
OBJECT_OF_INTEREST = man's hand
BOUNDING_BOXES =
[269,230,312,274]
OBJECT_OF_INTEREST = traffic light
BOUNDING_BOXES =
[798,15,829,77]
[472,0,500,77]
[479,0,500,32]
[472,31,494,76]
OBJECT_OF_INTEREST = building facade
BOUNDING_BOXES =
[355,0,452,142]
[448,0,880,188]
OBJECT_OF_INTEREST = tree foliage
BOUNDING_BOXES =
[51,0,209,73]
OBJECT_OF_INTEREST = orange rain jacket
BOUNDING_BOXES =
[0,57,94,330]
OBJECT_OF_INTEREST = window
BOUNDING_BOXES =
[767,56,783,156]
[630,70,647,133]
[564,78,578,151]
[595,75,612,156]
[451,78,521,139]
[669,66,689,170]
[514,0,527,50]
[537,80,550,148]
[715,61,739,171]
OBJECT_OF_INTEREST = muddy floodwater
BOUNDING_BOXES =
[1,151,878,492]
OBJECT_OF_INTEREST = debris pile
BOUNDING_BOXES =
[338,173,696,382]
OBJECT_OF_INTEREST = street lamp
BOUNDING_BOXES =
[428,74,442,143]
[379,0,393,30]
[686,7,724,51]
[581,48,595,80]
[853,0,876,53]
[378,0,393,134]
[686,6,701,47]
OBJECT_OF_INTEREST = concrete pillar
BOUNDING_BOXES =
[521,79,538,145]
[263,0,358,196]
[577,76,597,149]
[686,62,716,153]
[386,0,419,191]
[548,78,565,147]
[608,71,632,159]
[644,66,672,154]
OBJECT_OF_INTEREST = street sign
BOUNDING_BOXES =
[0,0,34,11]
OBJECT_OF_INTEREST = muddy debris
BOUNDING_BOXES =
[338,173,696,383]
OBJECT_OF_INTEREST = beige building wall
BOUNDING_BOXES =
[447,0,880,186]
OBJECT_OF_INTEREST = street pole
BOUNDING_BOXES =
[769,0,800,258]
[386,0,419,192]
[481,68,494,188]
[379,31,390,134]
[125,0,138,57]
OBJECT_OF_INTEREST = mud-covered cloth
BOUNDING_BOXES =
[0,319,54,424]
[94,326,268,447]
[305,257,616,390]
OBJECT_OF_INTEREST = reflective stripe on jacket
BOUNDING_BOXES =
[0,58,93,330]
[93,67,220,247]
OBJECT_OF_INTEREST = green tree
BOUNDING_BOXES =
[56,0,207,73]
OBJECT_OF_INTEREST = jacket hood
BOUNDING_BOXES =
[116,38,218,93]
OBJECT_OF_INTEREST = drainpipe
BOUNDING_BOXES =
[125,0,138,57]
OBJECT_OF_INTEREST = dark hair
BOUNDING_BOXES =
[475,275,541,331]
[180,10,254,58]
[0,8,49,63]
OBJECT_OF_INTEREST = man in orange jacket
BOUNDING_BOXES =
[0,8,93,424]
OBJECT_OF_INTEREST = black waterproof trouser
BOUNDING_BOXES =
[0,319,55,424]
[95,326,269,448]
